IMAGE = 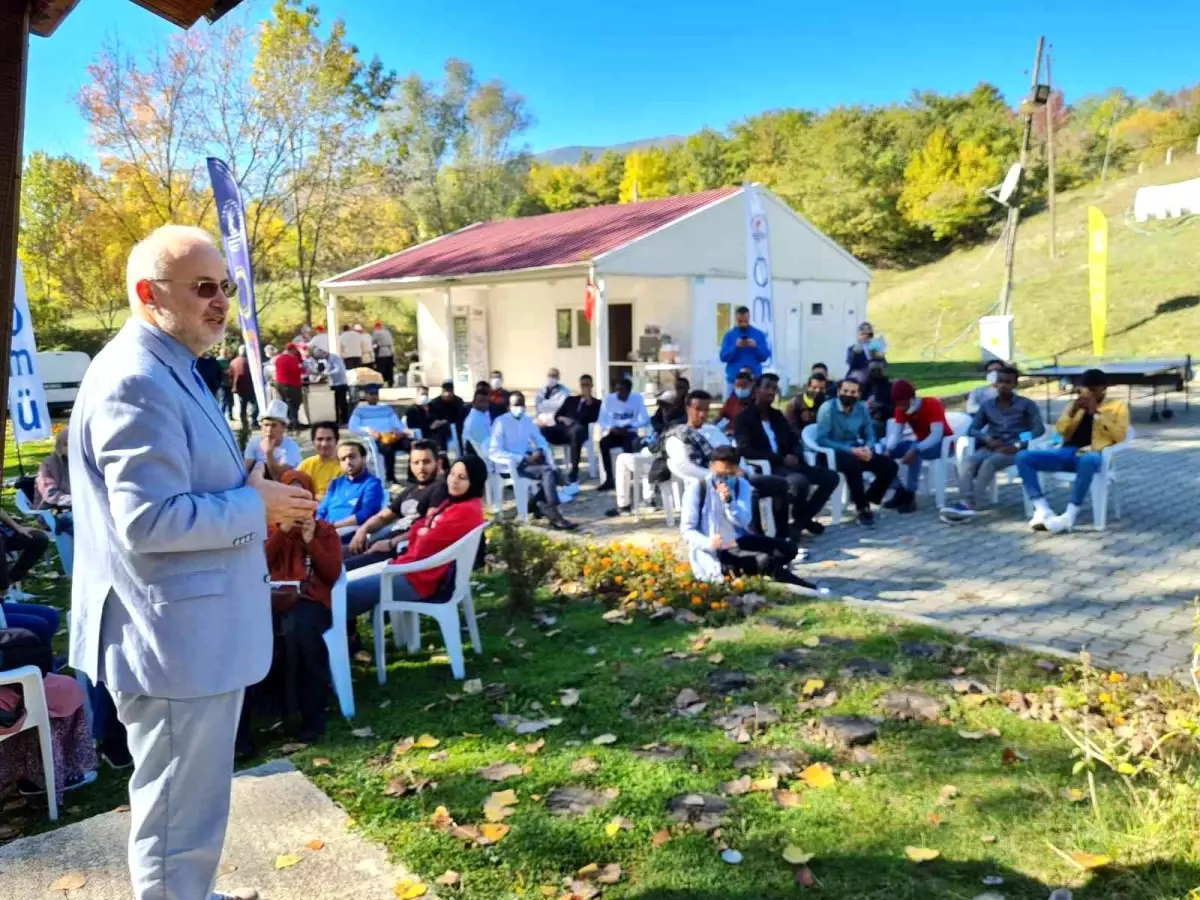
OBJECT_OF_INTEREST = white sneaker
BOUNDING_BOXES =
[1028,507,1050,531]
[1046,512,1073,534]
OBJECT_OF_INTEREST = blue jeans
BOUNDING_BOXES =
[891,440,944,492]
[1016,446,1103,506]
[2,601,59,646]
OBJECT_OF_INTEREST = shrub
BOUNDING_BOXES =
[490,519,555,619]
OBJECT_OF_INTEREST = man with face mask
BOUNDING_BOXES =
[882,379,952,513]
[488,370,509,411]
[1015,368,1128,533]
[815,377,899,527]
[718,306,771,394]
[942,366,1044,522]
[967,359,1005,415]
[786,373,828,432]
[543,374,602,483]
[719,369,755,431]
[490,391,576,530]
[404,385,432,438]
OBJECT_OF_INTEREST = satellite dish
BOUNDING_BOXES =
[997,163,1023,205]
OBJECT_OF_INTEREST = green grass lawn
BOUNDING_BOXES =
[9,518,1200,900]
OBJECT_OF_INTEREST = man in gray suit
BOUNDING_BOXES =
[69,224,318,900]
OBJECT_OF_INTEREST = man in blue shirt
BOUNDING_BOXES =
[317,439,385,534]
[815,377,899,528]
[718,305,771,393]
[348,383,406,483]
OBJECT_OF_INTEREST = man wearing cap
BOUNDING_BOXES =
[882,379,951,513]
[348,384,406,483]
[372,321,395,387]
[273,343,305,431]
[244,400,303,479]
[428,379,466,450]
[310,324,329,355]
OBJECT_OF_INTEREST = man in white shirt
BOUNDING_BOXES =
[348,384,405,483]
[243,399,302,478]
[490,391,575,530]
[311,346,349,424]
[309,325,329,354]
[356,324,374,369]
[597,377,650,491]
[338,324,362,370]
[372,321,396,387]
[534,367,571,429]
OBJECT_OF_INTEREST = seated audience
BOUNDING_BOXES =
[346,457,488,621]
[1016,368,1129,534]
[815,377,899,528]
[0,507,52,612]
[35,428,73,534]
[942,365,1044,521]
[864,360,894,428]
[262,469,342,743]
[317,439,385,532]
[735,374,838,536]
[598,377,650,490]
[882,379,951,513]
[404,386,431,437]
[967,359,1005,414]
[427,380,466,450]
[488,370,510,416]
[244,399,301,478]
[346,441,446,566]
[298,422,342,499]
[490,392,575,530]
[0,669,98,800]
[651,388,687,434]
[533,368,571,431]
[786,372,828,432]
[541,373,602,483]
[463,389,496,454]
[680,446,813,589]
[719,369,755,432]
[348,383,406,484]
[810,362,829,380]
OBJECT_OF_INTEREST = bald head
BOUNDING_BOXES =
[127,225,231,356]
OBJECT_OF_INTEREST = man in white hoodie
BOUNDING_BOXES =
[490,391,575,530]
[597,377,649,491]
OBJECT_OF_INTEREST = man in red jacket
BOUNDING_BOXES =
[883,379,951,513]
[273,343,305,431]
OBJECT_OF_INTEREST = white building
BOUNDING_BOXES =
[320,185,872,396]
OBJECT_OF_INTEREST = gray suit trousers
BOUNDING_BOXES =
[115,689,244,900]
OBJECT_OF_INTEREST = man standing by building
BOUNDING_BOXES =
[372,321,396,387]
[69,225,317,900]
[339,324,362,371]
[718,306,771,394]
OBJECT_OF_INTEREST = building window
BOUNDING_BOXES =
[576,310,592,347]
[556,309,573,348]
[810,302,823,316]
[716,302,732,339]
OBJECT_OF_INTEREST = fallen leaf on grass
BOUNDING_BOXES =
[722,775,752,796]
[218,863,239,876]
[477,823,510,844]
[980,834,998,844]
[751,775,779,792]
[392,737,415,756]
[350,726,375,738]
[560,688,580,707]
[436,870,461,887]
[783,845,814,865]
[484,789,519,821]
[571,757,600,775]
[280,742,307,755]
[311,758,332,768]
[306,839,325,851]
[938,785,959,805]
[393,880,428,899]
[958,728,1001,740]
[49,873,87,891]
[801,679,826,697]
[592,733,617,745]
[415,734,440,748]
[275,854,303,869]
[652,829,672,847]
[1001,747,1029,766]
[802,636,821,648]
[478,762,524,782]
[1063,788,1087,803]
[430,806,454,829]
[429,750,449,762]
[904,846,940,863]
[775,789,804,809]
[524,738,546,754]
[795,866,816,887]
[463,678,483,695]
[605,816,634,837]
[708,652,725,664]
[1069,851,1113,870]
[384,778,408,797]
[926,812,943,827]
[596,863,622,884]
[799,763,836,789]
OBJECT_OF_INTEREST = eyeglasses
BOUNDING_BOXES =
[148,278,237,299]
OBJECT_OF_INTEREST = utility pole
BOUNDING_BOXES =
[1046,49,1056,260]
[998,35,1045,317]
[1100,92,1123,182]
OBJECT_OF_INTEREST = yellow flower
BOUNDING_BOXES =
[732,579,745,591]
[614,575,623,585]
[1098,692,1113,704]
[600,557,612,567]
[1107,672,1126,684]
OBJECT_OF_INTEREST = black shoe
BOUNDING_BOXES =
[896,496,918,514]
[598,480,615,491]
[101,741,134,770]
[802,520,826,536]
[604,506,631,518]
[857,509,876,528]
[18,770,97,796]
[882,489,911,510]
[549,515,577,531]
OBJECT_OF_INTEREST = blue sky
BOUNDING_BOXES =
[26,0,1200,159]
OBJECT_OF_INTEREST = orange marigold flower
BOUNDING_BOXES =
[1107,672,1126,683]
[614,575,624,584]
[691,597,703,606]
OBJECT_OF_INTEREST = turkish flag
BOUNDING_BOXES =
[584,277,597,323]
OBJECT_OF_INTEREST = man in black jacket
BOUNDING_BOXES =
[541,373,602,482]
[735,373,839,537]
[427,379,466,450]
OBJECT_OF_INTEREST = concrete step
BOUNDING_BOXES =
[0,760,416,899]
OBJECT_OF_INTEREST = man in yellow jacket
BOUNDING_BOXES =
[1015,368,1129,533]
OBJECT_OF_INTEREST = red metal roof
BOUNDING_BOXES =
[328,186,741,285]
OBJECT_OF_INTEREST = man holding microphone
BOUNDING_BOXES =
[69,225,318,900]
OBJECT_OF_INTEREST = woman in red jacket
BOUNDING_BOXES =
[346,455,487,620]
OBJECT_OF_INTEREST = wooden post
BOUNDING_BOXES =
[0,2,31,473]
[1046,50,1056,260]
[998,36,1044,318]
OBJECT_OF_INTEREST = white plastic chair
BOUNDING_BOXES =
[801,425,848,525]
[0,665,57,820]
[738,458,779,537]
[13,490,72,577]
[374,523,487,681]
[487,455,533,522]
[1021,427,1136,530]
[272,571,355,720]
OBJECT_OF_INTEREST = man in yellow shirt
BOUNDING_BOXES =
[1016,368,1130,534]
[298,422,343,499]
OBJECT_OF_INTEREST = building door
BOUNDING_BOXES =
[608,302,633,387]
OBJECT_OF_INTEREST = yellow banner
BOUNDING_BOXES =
[1087,205,1108,356]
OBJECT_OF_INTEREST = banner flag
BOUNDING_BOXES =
[8,260,52,444]
[207,157,268,411]
[743,183,776,372]
[1087,205,1108,356]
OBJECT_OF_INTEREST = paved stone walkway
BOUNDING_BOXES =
[0,761,413,899]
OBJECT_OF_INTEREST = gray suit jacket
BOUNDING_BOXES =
[68,318,272,699]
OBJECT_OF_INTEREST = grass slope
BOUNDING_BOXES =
[871,155,1200,366]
